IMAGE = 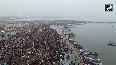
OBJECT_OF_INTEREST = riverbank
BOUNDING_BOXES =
[51,26,84,65]
[51,25,103,65]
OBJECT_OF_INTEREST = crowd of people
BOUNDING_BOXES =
[0,24,71,65]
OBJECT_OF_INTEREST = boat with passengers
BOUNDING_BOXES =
[108,41,116,46]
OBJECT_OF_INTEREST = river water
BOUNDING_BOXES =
[51,23,116,65]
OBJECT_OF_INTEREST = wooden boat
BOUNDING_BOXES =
[89,51,98,56]
[108,43,116,46]
[69,39,76,43]
[89,52,98,56]
[108,41,116,46]
[69,33,75,37]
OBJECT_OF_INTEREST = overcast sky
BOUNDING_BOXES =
[0,0,116,21]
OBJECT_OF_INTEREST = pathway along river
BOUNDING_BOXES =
[51,23,116,65]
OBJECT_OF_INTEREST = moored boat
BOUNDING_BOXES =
[69,33,75,37]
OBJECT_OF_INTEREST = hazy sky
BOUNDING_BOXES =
[0,0,116,21]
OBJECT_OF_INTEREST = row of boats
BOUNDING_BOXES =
[68,39,102,65]
[62,24,102,65]
[69,39,98,56]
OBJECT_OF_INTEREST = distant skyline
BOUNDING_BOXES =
[0,0,116,22]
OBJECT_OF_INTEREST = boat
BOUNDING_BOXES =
[108,43,116,46]
[67,24,72,26]
[89,52,98,56]
[108,41,116,46]
[69,39,76,43]
[69,33,75,37]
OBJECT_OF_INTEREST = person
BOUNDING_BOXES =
[73,63,75,65]
[75,56,77,64]
[108,41,113,45]
[70,48,73,54]
[0,23,71,65]
[94,51,98,54]
[0,54,1,60]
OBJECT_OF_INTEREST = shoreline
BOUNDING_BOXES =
[51,26,84,65]
[51,25,103,65]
